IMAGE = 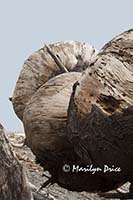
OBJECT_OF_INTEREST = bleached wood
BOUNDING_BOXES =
[74,29,133,116]
[23,72,81,153]
[12,41,97,120]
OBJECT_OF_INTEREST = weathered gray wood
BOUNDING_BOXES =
[12,41,97,177]
[67,29,133,197]
[0,124,32,200]
[73,29,133,116]
[12,41,97,120]
[45,44,68,73]
[11,30,133,198]
[23,72,81,155]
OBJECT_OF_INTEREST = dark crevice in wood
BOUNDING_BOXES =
[45,44,68,73]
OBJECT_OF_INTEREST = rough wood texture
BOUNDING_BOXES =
[74,29,133,116]
[12,30,133,198]
[23,72,81,154]
[67,29,133,197]
[0,124,32,200]
[12,41,97,183]
[12,41,97,120]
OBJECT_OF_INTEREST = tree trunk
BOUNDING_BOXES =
[11,30,133,197]
[11,41,97,173]
[67,29,133,194]
[0,124,32,200]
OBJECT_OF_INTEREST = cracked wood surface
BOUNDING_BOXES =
[12,41,97,120]
[11,30,133,198]
[67,29,133,196]
[74,29,133,116]
[0,124,32,200]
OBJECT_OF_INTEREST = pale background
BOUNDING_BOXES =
[0,0,132,131]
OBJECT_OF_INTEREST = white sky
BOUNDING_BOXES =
[0,0,133,131]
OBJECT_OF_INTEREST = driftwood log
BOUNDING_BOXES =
[0,124,32,200]
[12,31,133,198]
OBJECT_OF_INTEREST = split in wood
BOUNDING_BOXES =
[45,44,69,73]
[98,191,133,199]
[38,177,55,191]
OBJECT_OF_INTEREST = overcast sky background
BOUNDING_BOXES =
[0,0,133,132]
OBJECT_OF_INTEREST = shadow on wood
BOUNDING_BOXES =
[0,124,32,200]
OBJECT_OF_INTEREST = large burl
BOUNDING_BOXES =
[12,30,133,199]
[12,41,97,173]
[12,41,97,157]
